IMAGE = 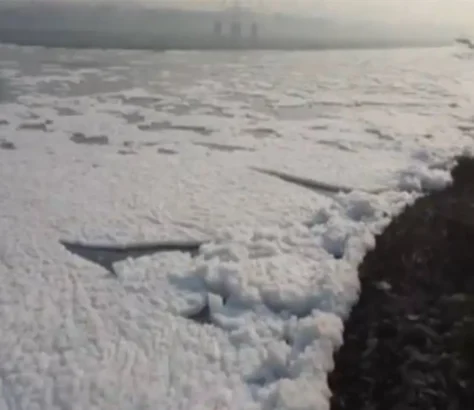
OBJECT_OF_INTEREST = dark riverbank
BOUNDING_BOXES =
[329,156,474,409]
[0,28,449,52]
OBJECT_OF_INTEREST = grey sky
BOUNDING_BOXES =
[143,0,474,28]
[314,0,474,26]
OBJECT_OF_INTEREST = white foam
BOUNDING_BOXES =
[0,44,472,410]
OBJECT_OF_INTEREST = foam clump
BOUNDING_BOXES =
[397,163,452,192]
[171,173,440,408]
[177,195,386,407]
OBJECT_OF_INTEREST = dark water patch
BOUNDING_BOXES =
[329,156,474,410]
[158,148,178,155]
[160,103,197,116]
[365,127,394,141]
[117,149,136,156]
[194,142,254,153]
[138,121,171,131]
[171,125,213,136]
[121,111,145,124]
[246,127,281,139]
[313,101,352,108]
[316,140,356,153]
[17,121,48,131]
[70,132,109,146]
[119,95,162,107]
[274,105,339,121]
[0,139,15,150]
[310,125,329,131]
[0,119,9,126]
[356,100,427,108]
[194,105,235,118]
[138,121,213,136]
[252,167,366,195]
[55,107,80,116]
[458,125,474,133]
[60,239,205,275]
[122,140,172,151]
[105,110,145,124]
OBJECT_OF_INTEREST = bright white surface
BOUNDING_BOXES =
[0,45,473,410]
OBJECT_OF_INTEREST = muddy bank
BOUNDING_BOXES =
[329,156,474,410]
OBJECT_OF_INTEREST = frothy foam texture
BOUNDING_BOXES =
[0,44,472,410]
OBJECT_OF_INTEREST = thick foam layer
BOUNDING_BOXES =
[0,44,473,410]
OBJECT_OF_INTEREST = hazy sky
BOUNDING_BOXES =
[148,0,474,28]
[315,0,474,26]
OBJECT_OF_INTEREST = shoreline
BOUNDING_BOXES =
[329,156,474,409]
[0,28,450,52]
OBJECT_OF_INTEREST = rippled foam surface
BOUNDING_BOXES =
[0,44,473,409]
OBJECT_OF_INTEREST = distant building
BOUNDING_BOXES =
[213,0,261,43]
